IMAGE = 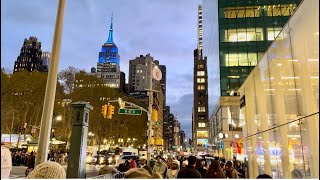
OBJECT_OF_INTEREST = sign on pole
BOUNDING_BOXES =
[118,108,142,115]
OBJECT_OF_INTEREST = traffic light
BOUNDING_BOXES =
[120,102,125,109]
[107,105,115,119]
[152,109,158,122]
[102,105,107,118]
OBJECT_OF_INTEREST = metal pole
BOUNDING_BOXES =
[36,0,66,166]
[147,58,153,166]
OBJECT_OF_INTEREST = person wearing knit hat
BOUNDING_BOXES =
[27,161,66,179]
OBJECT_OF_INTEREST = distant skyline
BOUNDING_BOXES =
[1,0,203,138]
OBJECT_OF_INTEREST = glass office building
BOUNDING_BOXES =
[239,0,319,178]
[218,0,301,96]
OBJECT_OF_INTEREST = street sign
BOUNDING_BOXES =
[153,67,162,81]
[118,108,142,115]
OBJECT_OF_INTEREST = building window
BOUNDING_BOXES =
[197,71,205,76]
[198,123,206,127]
[224,6,260,18]
[197,85,205,90]
[225,28,263,42]
[198,64,204,69]
[197,78,205,83]
[267,27,283,40]
[197,131,208,138]
[198,107,206,112]
[223,53,261,66]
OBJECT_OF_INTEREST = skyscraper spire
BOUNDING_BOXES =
[106,13,113,43]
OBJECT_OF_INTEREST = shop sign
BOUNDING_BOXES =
[256,148,281,155]
[220,96,240,106]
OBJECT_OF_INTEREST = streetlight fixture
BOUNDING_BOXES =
[56,115,62,121]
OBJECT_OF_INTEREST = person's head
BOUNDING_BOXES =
[104,160,110,166]
[171,161,179,170]
[187,156,197,166]
[156,155,162,164]
[200,159,206,166]
[124,168,162,179]
[257,174,272,179]
[205,160,226,178]
[182,160,188,168]
[220,162,225,170]
[26,161,66,179]
[225,161,234,172]
[129,157,133,162]
[140,159,147,166]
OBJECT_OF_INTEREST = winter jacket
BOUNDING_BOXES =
[99,165,118,175]
[177,165,202,178]
[197,166,208,178]
[130,160,137,169]
[167,169,179,179]
[153,161,167,177]
[142,165,153,175]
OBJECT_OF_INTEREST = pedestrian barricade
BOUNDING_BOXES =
[90,172,125,179]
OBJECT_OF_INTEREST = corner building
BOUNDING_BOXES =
[202,0,302,160]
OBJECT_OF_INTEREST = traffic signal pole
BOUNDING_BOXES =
[36,0,66,166]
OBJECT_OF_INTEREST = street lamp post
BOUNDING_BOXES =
[147,58,153,166]
[36,0,66,166]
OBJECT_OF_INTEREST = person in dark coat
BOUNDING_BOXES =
[25,152,35,177]
[140,158,153,175]
[177,156,202,178]
[196,159,208,178]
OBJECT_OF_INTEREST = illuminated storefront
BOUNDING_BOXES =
[239,0,319,178]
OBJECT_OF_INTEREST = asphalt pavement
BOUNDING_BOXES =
[10,164,106,179]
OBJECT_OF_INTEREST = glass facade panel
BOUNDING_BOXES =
[224,53,258,66]
[239,0,319,178]
[225,28,264,42]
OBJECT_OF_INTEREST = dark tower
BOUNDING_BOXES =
[13,36,43,73]
[193,49,209,151]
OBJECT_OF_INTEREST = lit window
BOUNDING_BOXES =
[197,78,205,83]
[197,131,208,137]
[225,28,263,42]
[197,85,205,90]
[267,27,283,40]
[224,53,259,66]
[198,123,206,127]
[197,71,205,76]
[198,65,204,69]
[198,107,205,112]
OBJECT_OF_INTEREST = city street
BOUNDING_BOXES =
[10,164,105,179]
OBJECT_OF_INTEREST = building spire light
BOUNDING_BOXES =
[106,13,114,44]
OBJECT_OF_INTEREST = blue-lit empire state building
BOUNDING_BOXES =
[97,16,121,88]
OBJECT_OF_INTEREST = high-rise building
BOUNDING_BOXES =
[41,51,51,72]
[198,4,203,50]
[192,49,209,152]
[13,36,44,73]
[163,106,171,150]
[180,130,186,150]
[96,16,121,89]
[119,71,126,93]
[128,53,166,147]
[158,65,167,106]
[128,54,160,93]
[202,0,302,158]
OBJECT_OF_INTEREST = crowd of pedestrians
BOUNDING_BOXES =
[95,154,256,179]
